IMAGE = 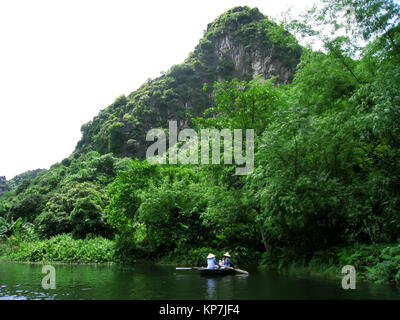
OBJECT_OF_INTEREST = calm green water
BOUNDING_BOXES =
[0,262,399,300]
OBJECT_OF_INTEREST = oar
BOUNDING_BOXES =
[233,268,249,275]
[176,267,194,270]
[224,266,249,275]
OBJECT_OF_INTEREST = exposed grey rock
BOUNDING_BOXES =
[0,176,9,196]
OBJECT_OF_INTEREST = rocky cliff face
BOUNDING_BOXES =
[0,176,9,196]
[203,7,300,84]
[74,6,302,159]
[213,34,295,83]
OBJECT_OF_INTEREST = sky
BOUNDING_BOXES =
[0,0,317,180]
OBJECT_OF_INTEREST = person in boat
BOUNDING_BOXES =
[222,252,234,268]
[206,253,221,269]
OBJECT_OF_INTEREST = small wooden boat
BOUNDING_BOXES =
[198,267,236,276]
[176,266,249,276]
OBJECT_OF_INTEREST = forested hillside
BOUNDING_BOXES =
[75,6,301,158]
[1,1,400,283]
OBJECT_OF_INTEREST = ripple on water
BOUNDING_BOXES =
[0,295,26,300]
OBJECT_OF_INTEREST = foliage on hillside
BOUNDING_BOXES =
[0,152,129,240]
[7,169,45,191]
[75,6,302,159]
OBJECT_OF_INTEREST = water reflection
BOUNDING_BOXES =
[206,278,217,299]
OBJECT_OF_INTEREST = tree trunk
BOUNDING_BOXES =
[258,219,270,254]
[145,224,151,258]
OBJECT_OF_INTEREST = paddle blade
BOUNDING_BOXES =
[234,269,249,274]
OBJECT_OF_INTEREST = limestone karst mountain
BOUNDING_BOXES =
[74,6,302,159]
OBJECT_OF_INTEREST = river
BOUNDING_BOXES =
[0,262,399,300]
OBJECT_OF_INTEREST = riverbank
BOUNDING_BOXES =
[0,234,116,264]
[259,243,400,285]
[1,234,399,285]
[0,236,256,267]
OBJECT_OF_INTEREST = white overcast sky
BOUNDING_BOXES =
[0,0,317,179]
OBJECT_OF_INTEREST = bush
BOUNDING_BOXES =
[11,193,45,222]
[35,210,72,238]
[112,234,142,263]
[6,234,116,263]
[259,243,400,284]
[70,197,112,239]
[364,245,400,283]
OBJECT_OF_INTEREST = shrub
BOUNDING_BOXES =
[6,234,116,263]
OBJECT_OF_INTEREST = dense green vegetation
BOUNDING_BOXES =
[0,234,115,264]
[1,1,400,284]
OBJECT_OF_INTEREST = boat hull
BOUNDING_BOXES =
[198,268,236,276]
